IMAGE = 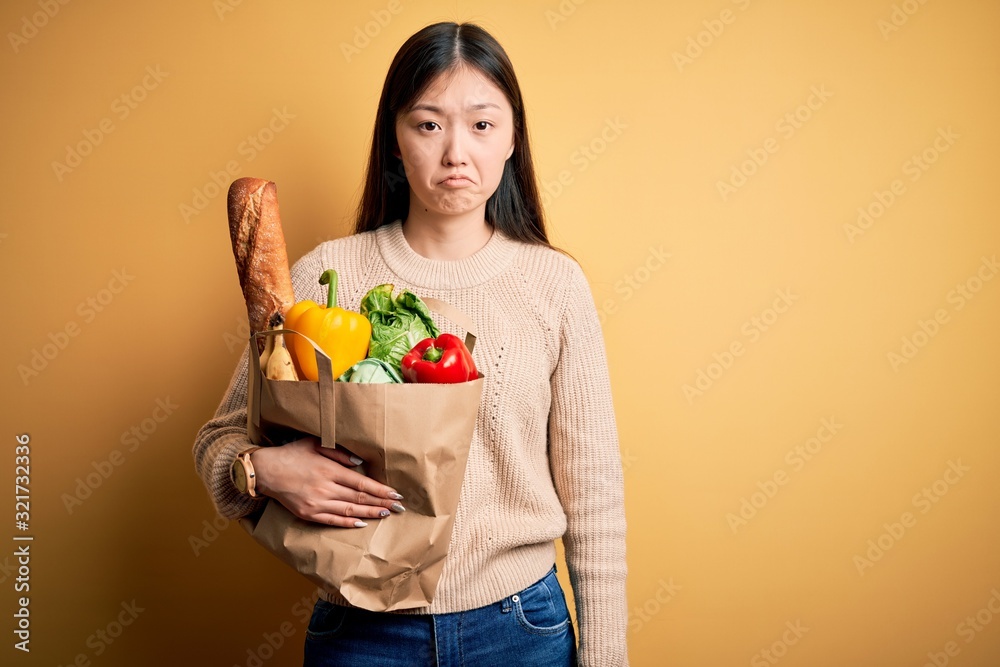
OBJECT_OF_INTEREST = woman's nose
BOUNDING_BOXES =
[441,130,468,166]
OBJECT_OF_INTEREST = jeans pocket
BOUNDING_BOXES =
[512,569,571,636]
[306,600,348,641]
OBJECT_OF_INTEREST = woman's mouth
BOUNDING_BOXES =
[440,175,473,187]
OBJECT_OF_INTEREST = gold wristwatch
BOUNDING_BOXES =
[231,447,264,498]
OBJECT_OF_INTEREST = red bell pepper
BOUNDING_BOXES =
[400,333,478,384]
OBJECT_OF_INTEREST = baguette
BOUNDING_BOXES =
[227,177,295,335]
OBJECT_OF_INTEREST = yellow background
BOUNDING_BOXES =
[2,0,999,665]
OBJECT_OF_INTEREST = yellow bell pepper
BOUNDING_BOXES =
[284,269,371,381]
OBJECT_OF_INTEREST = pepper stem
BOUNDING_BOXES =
[422,345,443,363]
[319,270,338,308]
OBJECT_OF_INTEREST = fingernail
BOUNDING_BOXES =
[391,503,405,513]
[379,509,391,517]
[349,456,364,466]
[354,520,368,528]
[388,492,404,500]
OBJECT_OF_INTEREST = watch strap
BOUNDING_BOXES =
[236,446,263,498]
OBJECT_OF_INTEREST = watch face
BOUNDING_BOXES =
[232,460,248,492]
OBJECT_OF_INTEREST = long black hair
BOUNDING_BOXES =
[354,22,550,246]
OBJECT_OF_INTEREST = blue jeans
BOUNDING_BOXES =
[303,566,576,666]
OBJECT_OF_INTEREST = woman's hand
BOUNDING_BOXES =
[251,436,405,527]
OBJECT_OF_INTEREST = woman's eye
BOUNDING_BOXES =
[474,121,491,131]
[419,121,440,131]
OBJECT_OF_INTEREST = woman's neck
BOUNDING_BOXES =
[401,206,493,260]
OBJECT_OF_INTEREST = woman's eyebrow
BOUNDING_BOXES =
[408,102,502,113]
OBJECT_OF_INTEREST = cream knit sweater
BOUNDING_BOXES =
[193,221,628,665]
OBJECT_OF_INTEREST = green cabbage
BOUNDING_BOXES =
[337,358,403,384]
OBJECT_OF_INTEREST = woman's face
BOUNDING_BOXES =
[395,65,515,221]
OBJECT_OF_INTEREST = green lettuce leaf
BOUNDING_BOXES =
[360,284,440,371]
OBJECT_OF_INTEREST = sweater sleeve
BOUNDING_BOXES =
[191,244,329,520]
[548,264,629,666]
[191,344,268,519]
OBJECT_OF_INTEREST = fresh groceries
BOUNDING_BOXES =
[359,284,441,371]
[284,270,372,381]
[225,177,477,385]
[282,279,477,384]
[401,334,478,384]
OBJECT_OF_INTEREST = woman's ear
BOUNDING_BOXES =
[506,141,514,160]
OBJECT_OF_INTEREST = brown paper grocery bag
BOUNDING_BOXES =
[238,299,483,612]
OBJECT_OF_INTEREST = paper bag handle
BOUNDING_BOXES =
[421,297,477,354]
[249,329,338,449]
